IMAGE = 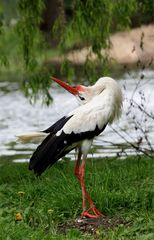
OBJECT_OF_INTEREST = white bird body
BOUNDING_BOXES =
[17,77,122,142]
[57,77,122,135]
[17,76,122,219]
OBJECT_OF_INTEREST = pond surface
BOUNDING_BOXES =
[0,69,154,163]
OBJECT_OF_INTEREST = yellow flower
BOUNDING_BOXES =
[17,191,25,197]
[15,212,23,221]
[96,229,101,236]
[48,209,54,214]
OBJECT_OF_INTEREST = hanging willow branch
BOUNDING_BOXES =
[55,0,137,82]
[15,0,54,104]
[16,0,44,69]
[0,0,153,102]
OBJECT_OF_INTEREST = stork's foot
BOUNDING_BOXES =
[81,206,106,219]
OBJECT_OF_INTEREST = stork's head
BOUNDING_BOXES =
[51,77,92,104]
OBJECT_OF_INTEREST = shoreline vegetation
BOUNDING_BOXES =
[0,156,153,239]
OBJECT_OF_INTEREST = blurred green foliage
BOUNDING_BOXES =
[58,0,138,83]
[131,0,154,26]
[0,0,153,103]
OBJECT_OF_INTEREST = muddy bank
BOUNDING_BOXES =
[108,24,154,65]
[51,24,154,68]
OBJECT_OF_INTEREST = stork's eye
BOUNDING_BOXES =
[79,95,85,101]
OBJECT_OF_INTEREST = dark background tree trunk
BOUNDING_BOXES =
[40,0,66,46]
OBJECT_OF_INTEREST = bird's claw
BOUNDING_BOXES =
[81,206,106,219]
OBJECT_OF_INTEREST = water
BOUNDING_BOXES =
[0,70,154,163]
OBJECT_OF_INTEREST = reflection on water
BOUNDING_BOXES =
[0,70,154,163]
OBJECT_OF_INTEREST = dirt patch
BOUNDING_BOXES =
[58,216,131,235]
[51,24,154,67]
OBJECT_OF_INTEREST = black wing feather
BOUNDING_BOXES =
[29,117,107,176]
[43,116,72,134]
[29,133,70,175]
[29,115,73,175]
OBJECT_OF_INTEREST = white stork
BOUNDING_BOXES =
[17,76,123,218]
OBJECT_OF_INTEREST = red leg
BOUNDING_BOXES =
[79,161,105,219]
[74,150,106,219]
[79,160,87,211]
[75,149,86,211]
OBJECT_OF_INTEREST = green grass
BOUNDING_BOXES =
[0,156,154,239]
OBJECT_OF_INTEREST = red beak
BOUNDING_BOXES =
[51,76,79,95]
